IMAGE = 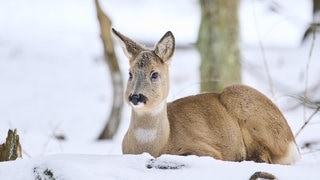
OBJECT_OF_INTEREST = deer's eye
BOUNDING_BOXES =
[129,72,133,80]
[151,72,159,80]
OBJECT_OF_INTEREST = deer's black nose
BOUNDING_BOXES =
[129,94,147,105]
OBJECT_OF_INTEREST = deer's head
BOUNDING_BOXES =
[112,28,175,114]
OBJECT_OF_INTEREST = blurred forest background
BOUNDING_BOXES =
[98,0,320,140]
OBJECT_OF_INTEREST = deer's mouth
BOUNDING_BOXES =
[129,94,148,107]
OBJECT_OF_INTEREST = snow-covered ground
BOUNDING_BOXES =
[0,0,320,179]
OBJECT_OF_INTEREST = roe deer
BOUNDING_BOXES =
[112,28,300,165]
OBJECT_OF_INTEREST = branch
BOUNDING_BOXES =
[295,106,320,138]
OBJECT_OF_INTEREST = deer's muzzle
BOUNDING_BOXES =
[129,94,147,106]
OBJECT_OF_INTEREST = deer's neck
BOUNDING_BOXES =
[124,101,170,157]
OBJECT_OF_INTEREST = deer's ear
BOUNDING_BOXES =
[112,28,144,60]
[154,31,175,63]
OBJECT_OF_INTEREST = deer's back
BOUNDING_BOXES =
[166,87,246,161]
[219,84,296,163]
[165,84,296,163]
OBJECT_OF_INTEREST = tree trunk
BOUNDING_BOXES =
[302,0,320,43]
[0,129,22,162]
[313,0,320,15]
[95,0,123,139]
[197,0,241,92]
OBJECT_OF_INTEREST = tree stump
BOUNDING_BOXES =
[0,129,22,162]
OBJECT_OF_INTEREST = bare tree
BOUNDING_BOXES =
[197,0,241,92]
[95,0,123,139]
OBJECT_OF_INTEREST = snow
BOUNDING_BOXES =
[0,0,320,179]
[1,153,320,180]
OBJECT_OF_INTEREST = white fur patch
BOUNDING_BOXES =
[134,128,157,143]
[133,100,166,116]
[279,141,301,165]
[151,100,166,116]
[131,101,145,108]
[131,102,145,116]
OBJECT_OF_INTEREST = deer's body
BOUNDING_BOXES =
[112,28,300,165]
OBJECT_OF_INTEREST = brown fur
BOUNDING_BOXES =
[112,28,300,165]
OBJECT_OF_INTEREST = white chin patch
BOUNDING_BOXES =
[130,102,145,108]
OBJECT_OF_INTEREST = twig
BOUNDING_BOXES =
[301,149,320,155]
[303,25,316,122]
[283,82,320,111]
[295,106,320,138]
[251,0,275,98]
[22,149,32,158]
[41,121,64,154]
[250,171,276,180]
